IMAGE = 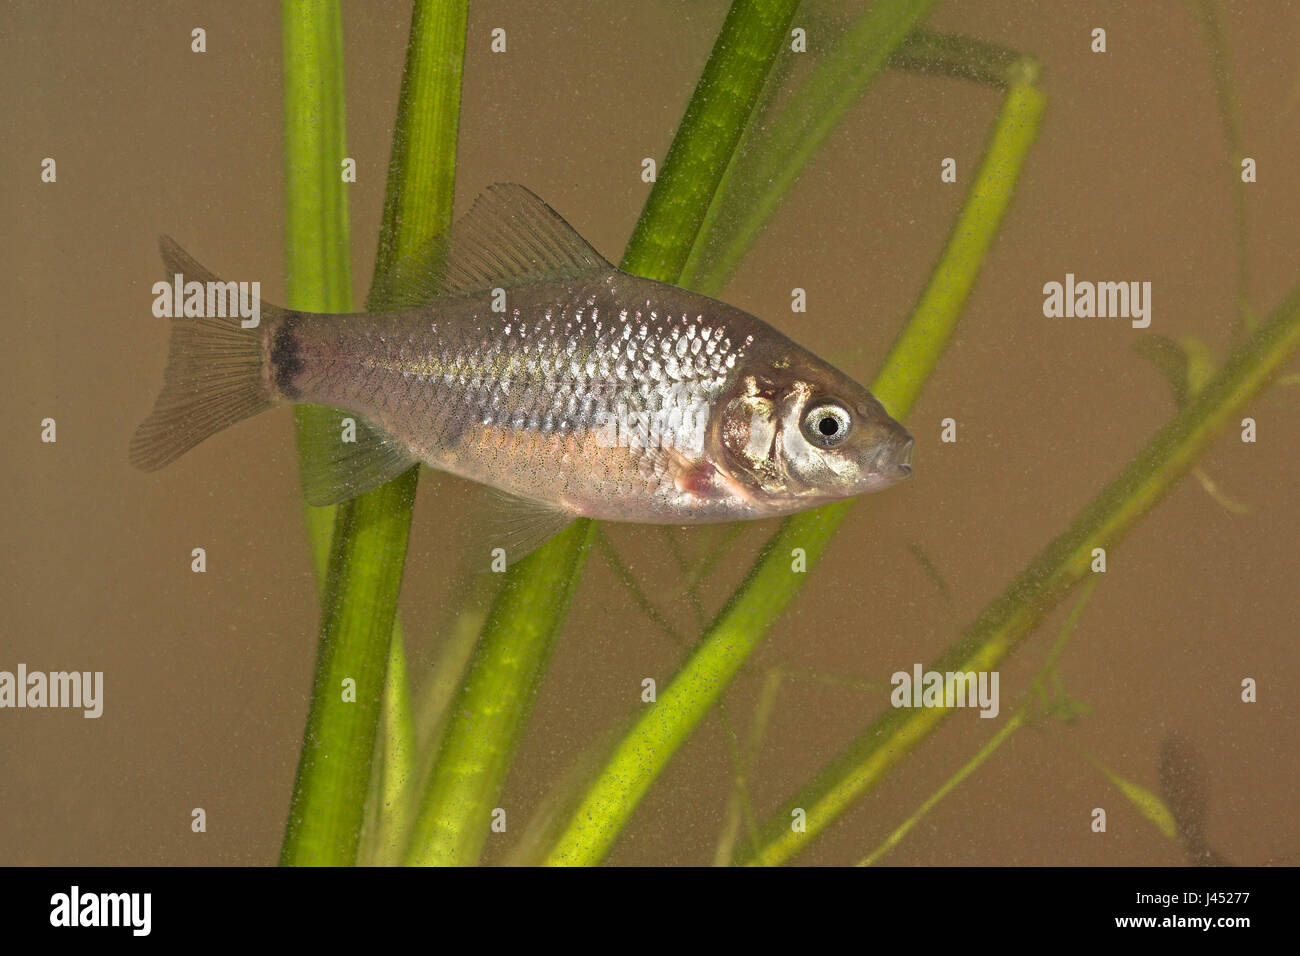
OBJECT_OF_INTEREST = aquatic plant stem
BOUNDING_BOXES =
[278,0,357,865]
[280,0,467,867]
[713,667,784,866]
[358,629,418,865]
[370,0,469,288]
[541,71,1046,867]
[402,522,594,865]
[281,477,417,866]
[402,0,800,867]
[681,0,940,293]
[281,0,353,574]
[623,0,801,279]
[741,280,1300,865]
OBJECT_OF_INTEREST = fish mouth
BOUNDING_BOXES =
[872,434,914,480]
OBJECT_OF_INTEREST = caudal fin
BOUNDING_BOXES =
[129,237,281,471]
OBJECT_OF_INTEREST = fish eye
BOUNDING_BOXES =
[802,401,852,449]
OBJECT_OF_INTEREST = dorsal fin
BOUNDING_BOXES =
[367,183,612,310]
[442,182,612,293]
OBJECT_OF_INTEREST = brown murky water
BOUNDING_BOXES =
[2,0,1297,865]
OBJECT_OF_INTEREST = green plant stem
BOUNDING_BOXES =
[401,0,801,868]
[370,0,469,289]
[403,522,594,865]
[410,571,500,767]
[280,472,417,865]
[623,0,800,280]
[281,0,353,575]
[278,0,355,866]
[741,280,1300,866]
[541,72,1046,868]
[280,0,467,867]
[358,630,418,865]
[872,80,1044,412]
[681,0,939,294]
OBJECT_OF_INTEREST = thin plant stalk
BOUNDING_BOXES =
[358,630,418,865]
[888,29,1039,89]
[281,0,468,867]
[858,711,1026,867]
[713,668,784,866]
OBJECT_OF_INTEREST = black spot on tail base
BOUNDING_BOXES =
[271,316,305,400]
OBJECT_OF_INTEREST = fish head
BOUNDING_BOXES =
[713,349,913,511]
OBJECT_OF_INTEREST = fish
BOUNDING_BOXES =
[132,183,913,556]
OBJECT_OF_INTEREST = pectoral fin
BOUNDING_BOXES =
[480,489,575,567]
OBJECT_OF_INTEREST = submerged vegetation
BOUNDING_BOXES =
[278,0,1298,866]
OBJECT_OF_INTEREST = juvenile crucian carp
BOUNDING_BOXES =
[132,184,913,554]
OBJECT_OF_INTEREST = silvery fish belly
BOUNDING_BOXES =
[132,184,913,553]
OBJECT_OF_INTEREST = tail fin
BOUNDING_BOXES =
[129,237,281,470]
